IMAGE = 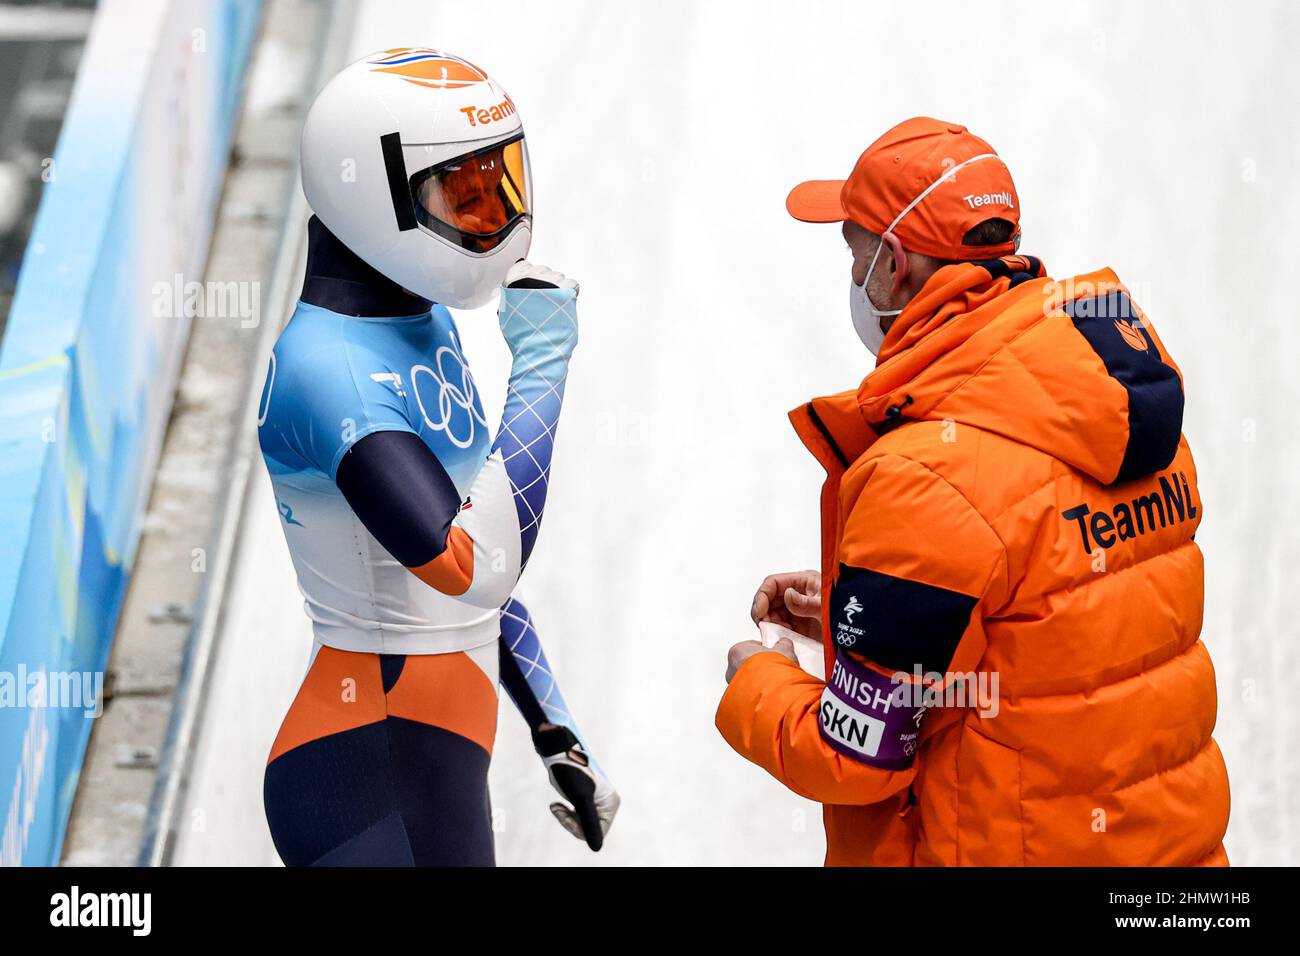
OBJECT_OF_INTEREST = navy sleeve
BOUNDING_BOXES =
[335,430,461,568]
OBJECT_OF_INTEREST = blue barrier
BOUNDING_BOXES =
[0,0,262,866]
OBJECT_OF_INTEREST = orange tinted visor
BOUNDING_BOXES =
[410,134,530,253]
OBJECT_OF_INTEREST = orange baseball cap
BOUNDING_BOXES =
[786,117,1021,261]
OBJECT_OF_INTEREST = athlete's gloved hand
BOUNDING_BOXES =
[498,262,579,370]
[505,260,579,293]
[534,725,619,851]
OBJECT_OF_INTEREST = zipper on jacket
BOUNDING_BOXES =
[805,402,850,469]
[898,785,918,818]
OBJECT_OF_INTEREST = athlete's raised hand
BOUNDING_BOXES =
[498,261,579,362]
[505,260,579,293]
[751,569,824,642]
[534,725,619,852]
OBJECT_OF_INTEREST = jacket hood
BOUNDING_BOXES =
[794,256,1186,486]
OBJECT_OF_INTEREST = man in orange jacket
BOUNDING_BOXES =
[716,117,1230,866]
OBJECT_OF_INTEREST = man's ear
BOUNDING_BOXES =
[883,231,909,293]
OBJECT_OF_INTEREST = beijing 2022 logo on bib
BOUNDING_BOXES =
[836,593,866,647]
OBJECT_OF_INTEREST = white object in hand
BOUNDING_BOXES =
[757,620,825,681]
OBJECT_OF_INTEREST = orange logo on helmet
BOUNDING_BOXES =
[368,49,488,89]
[1114,319,1149,352]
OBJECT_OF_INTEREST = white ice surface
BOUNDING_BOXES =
[173,0,1300,865]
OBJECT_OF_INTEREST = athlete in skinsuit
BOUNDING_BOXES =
[256,49,618,866]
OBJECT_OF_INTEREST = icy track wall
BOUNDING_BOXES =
[0,0,261,866]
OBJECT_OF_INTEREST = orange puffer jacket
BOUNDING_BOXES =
[717,256,1229,866]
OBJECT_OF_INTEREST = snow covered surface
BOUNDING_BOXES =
[173,0,1300,865]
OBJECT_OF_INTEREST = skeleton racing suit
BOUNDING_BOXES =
[256,217,615,865]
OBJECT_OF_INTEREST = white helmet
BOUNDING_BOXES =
[300,48,532,308]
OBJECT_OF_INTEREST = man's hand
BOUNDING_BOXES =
[726,638,797,683]
[751,570,824,641]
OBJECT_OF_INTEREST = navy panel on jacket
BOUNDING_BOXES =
[829,564,977,674]
[1063,291,1184,484]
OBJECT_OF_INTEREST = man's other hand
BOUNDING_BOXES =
[751,570,823,641]
[726,638,797,683]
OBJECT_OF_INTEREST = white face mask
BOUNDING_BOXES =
[849,238,901,355]
[845,151,1007,356]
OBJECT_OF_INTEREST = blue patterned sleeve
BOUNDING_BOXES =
[492,285,578,567]
[497,596,598,767]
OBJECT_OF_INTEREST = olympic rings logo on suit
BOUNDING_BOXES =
[411,333,487,449]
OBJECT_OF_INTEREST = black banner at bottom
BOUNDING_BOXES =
[0,865,1277,939]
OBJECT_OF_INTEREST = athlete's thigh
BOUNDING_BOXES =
[263,646,401,865]
[382,643,500,866]
[263,643,500,866]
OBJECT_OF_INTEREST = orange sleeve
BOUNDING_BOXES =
[716,452,1007,807]
[409,525,475,596]
[715,651,914,805]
